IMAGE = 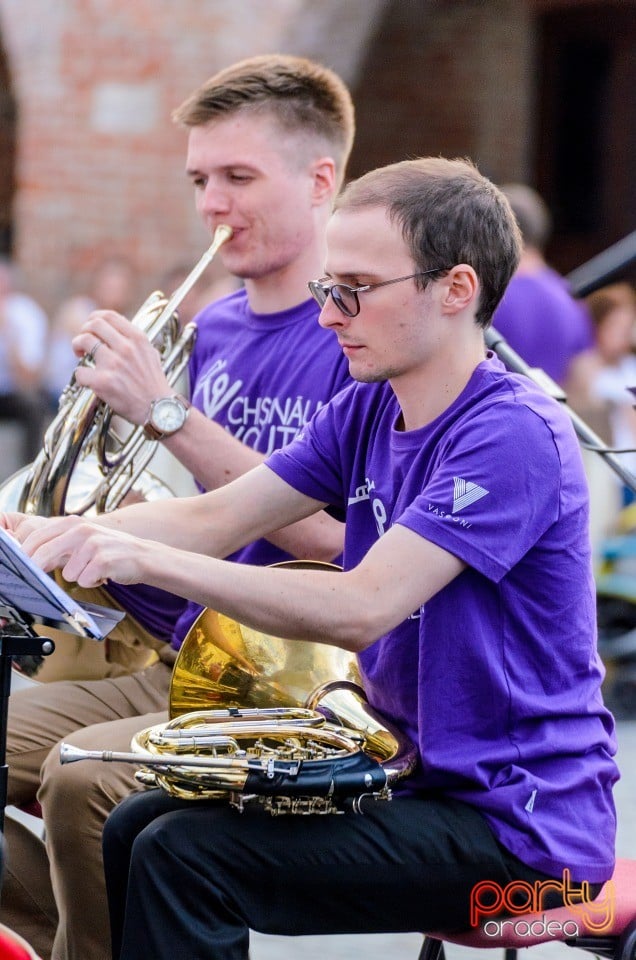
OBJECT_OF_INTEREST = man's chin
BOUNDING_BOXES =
[350,368,390,384]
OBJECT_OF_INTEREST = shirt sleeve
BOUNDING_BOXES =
[396,400,566,582]
[266,385,355,507]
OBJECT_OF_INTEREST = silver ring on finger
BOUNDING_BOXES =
[87,340,102,362]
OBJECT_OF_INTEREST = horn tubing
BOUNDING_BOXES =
[4,224,232,517]
[160,224,233,322]
[60,742,252,771]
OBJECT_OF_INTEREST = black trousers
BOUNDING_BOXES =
[103,789,558,960]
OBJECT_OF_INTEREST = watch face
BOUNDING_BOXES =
[152,397,186,433]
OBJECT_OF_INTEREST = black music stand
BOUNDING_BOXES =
[0,526,124,833]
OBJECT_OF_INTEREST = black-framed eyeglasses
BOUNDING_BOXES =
[308,268,448,318]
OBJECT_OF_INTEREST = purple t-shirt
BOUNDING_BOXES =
[493,266,594,384]
[170,289,350,647]
[108,290,348,644]
[266,353,618,883]
[111,289,349,646]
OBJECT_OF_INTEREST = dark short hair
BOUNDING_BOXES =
[334,157,522,328]
[172,54,355,188]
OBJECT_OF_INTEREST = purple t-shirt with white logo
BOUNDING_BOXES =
[171,288,350,647]
[109,288,349,648]
[266,352,618,883]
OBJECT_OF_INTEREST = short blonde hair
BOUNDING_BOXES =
[172,54,355,188]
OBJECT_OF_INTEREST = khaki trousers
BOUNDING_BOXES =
[31,581,170,683]
[2,659,174,960]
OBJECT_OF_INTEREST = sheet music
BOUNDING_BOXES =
[0,526,124,639]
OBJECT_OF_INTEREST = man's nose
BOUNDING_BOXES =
[317,294,350,330]
[200,181,232,216]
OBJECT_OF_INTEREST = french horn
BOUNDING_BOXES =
[0,223,232,518]
[60,561,419,815]
[1,224,232,679]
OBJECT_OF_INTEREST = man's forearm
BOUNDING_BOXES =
[164,408,264,490]
[120,540,371,651]
[163,411,343,561]
[131,522,463,654]
[19,505,461,654]
[266,512,344,563]
[95,464,328,563]
[95,492,239,558]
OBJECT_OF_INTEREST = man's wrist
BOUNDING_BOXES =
[142,394,191,441]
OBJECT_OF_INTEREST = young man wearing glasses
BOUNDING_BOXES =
[5,157,617,959]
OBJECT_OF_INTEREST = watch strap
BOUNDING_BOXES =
[142,419,165,442]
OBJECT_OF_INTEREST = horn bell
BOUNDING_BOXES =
[169,561,360,718]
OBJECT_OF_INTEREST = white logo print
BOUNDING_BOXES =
[347,478,375,505]
[194,359,326,454]
[452,477,489,513]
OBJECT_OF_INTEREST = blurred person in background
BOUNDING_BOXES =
[45,255,137,410]
[492,183,594,385]
[1,53,355,960]
[0,257,49,466]
[566,282,636,538]
[567,282,636,448]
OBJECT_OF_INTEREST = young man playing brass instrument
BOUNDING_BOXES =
[2,54,354,960]
[5,157,618,959]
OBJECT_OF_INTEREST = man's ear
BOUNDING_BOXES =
[310,157,337,205]
[440,264,479,315]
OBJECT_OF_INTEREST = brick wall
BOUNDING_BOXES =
[0,1,302,310]
[348,0,534,183]
[0,0,389,313]
[11,0,624,315]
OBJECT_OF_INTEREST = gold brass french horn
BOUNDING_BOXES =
[60,562,419,815]
[0,223,232,518]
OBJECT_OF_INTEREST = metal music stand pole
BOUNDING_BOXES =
[485,326,636,496]
[566,230,636,298]
[0,526,119,874]
[0,610,56,834]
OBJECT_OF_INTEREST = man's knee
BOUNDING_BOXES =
[6,696,55,806]
[41,749,93,826]
[40,723,142,850]
[40,737,113,841]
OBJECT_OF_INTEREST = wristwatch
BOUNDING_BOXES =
[142,395,190,441]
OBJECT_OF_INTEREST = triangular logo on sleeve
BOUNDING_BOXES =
[452,477,489,513]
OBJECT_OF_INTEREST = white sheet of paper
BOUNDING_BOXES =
[0,526,124,639]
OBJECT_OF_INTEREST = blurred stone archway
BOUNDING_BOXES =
[279,0,390,86]
[0,32,16,255]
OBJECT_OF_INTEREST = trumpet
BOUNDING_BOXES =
[0,223,232,518]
